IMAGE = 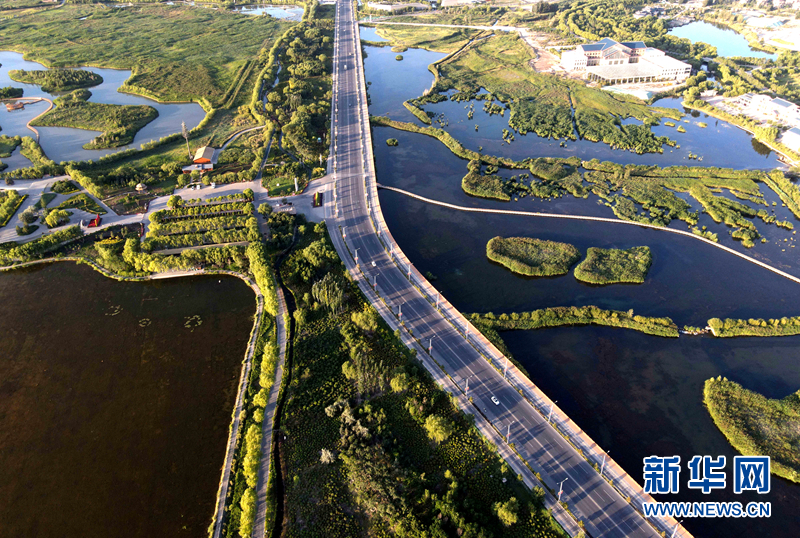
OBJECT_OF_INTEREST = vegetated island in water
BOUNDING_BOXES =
[704,376,800,483]
[471,305,679,338]
[574,246,652,285]
[8,68,102,92]
[0,86,23,99]
[708,315,800,337]
[31,89,158,149]
[486,236,580,277]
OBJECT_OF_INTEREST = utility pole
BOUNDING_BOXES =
[548,400,558,424]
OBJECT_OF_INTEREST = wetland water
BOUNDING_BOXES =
[0,263,255,538]
[669,20,779,60]
[363,37,800,538]
[0,51,206,168]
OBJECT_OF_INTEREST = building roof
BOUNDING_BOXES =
[193,146,215,162]
[772,98,796,109]
[642,54,692,70]
[581,37,620,52]
[621,41,647,49]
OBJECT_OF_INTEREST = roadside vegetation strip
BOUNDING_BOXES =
[378,184,800,287]
[471,306,679,338]
[573,246,651,285]
[704,377,800,484]
[272,220,567,538]
[708,316,800,337]
[487,236,580,277]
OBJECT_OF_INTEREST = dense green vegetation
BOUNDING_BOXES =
[142,200,257,252]
[274,222,567,538]
[0,4,290,103]
[33,90,158,149]
[486,236,580,277]
[471,305,679,338]
[0,190,27,227]
[57,193,106,215]
[0,225,82,264]
[8,69,102,93]
[573,246,652,285]
[708,316,800,337]
[0,87,23,99]
[0,135,22,159]
[50,179,80,195]
[704,377,800,483]
[365,24,478,54]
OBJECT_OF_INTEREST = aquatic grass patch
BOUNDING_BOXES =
[0,135,22,158]
[704,377,800,483]
[486,236,580,277]
[574,246,652,285]
[32,90,158,150]
[8,68,102,92]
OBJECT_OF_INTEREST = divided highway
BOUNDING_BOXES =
[325,2,688,537]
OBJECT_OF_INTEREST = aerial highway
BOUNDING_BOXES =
[324,2,688,537]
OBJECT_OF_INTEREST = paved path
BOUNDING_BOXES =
[379,183,800,286]
[251,286,288,538]
[210,274,266,538]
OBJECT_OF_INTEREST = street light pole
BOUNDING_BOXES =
[507,421,512,444]
[429,336,434,354]
[354,248,359,265]
[558,478,569,503]
[601,451,610,479]
[671,520,684,538]
[504,356,509,379]
[373,274,377,288]
[548,401,558,424]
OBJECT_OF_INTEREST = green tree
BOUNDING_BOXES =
[492,496,519,526]
[45,209,70,228]
[167,195,182,209]
[424,415,454,444]
[312,272,345,313]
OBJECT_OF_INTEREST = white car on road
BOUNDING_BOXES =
[491,396,500,406]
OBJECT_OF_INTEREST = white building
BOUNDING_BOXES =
[561,38,692,85]
[781,127,800,152]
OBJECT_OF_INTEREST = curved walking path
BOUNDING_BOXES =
[251,287,288,538]
[378,183,800,286]
[2,97,55,140]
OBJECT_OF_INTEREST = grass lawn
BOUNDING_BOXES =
[57,193,107,215]
[0,4,291,103]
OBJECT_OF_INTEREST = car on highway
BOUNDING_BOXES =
[371,261,376,267]
[491,396,500,406]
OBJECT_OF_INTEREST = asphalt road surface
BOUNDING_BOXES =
[327,2,667,537]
